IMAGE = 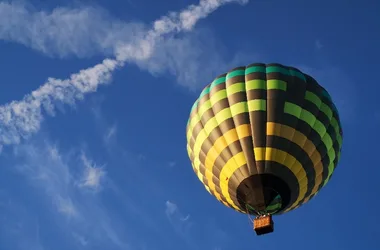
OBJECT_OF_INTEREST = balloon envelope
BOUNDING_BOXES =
[186,63,343,216]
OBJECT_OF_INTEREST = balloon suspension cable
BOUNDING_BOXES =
[246,204,270,218]
[245,204,255,224]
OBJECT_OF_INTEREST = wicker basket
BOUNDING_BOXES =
[253,215,274,235]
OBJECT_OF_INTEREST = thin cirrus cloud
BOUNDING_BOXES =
[0,1,145,58]
[0,0,252,90]
[0,0,249,152]
[11,138,130,249]
[165,200,197,248]
[78,152,106,191]
[0,1,250,249]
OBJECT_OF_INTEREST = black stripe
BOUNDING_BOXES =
[266,135,315,202]
[279,113,330,182]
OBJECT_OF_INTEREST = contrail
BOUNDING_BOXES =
[0,0,249,151]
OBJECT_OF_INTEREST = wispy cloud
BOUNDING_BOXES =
[132,28,255,89]
[9,136,130,249]
[13,141,77,217]
[56,196,78,218]
[168,161,177,167]
[315,39,323,49]
[78,153,106,191]
[104,124,117,145]
[165,200,196,248]
[0,2,145,58]
[88,104,203,248]
[0,1,251,249]
[0,0,248,59]
[0,0,249,152]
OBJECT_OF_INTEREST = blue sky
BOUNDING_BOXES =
[0,0,379,249]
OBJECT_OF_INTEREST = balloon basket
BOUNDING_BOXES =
[253,215,274,235]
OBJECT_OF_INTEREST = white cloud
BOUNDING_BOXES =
[0,0,249,151]
[165,200,195,248]
[0,2,145,58]
[132,28,255,89]
[0,1,253,249]
[165,200,178,215]
[0,58,119,150]
[13,141,78,218]
[0,0,248,59]
[56,196,78,218]
[104,124,117,144]
[79,153,106,191]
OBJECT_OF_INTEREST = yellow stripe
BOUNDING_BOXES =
[190,120,326,213]
[246,79,266,90]
[267,79,287,90]
[194,161,227,204]
[301,173,323,204]
[230,101,248,117]
[254,147,308,212]
[190,101,248,212]
[187,83,246,141]
[191,100,265,211]
[192,103,246,174]
[196,152,225,201]
[204,124,252,210]
[248,99,266,111]
[284,102,336,164]
[267,122,337,205]
[187,99,263,178]
[266,122,324,193]
[204,147,220,194]
[227,82,245,95]
[186,144,193,160]
[219,151,247,208]
[203,182,212,194]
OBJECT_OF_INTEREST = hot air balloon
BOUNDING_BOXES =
[185,63,343,235]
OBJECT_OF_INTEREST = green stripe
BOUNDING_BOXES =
[189,65,340,138]
[305,91,322,109]
[193,65,306,112]
[304,91,342,148]
[266,66,306,81]
[284,101,337,164]
[245,66,265,74]
[245,65,306,81]
[226,69,245,80]
[213,77,227,86]
[330,118,343,147]
[321,89,332,101]
[197,77,226,102]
